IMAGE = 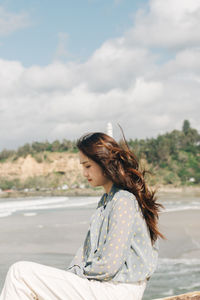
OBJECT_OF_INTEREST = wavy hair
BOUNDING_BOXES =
[77,132,164,244]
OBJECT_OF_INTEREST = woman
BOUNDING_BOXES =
[0,132,164,300]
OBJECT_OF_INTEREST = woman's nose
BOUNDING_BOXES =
[83,169,88,177]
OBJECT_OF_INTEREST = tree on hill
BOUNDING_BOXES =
[0,120,199,186]
[182,119,191,135]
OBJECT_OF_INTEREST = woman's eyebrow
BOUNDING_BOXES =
[80,160,90,164]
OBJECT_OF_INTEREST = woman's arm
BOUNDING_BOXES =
[82,193,137,281]
[66,245,84,273]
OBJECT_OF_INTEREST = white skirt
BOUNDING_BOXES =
[0,261,147,300]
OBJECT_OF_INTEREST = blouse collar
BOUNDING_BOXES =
[97,183,119,208]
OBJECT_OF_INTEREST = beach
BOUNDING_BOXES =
[0,194,200,299]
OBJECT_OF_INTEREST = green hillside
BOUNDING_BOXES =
[0,120,199,189]
[128,120,200,186]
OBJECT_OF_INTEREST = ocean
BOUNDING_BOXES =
[0,193,199,299]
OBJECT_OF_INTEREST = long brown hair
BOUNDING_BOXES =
[77,132,164,244]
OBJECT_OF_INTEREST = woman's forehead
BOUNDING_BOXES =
[79,151,90,164]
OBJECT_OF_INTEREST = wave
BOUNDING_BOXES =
[160,201,200,212]
[0,195,199,217]
[144,257,200,300]
[178,282,200,291]
[159,257,200,265]
[0,196,99,218]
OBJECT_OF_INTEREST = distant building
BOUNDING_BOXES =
[107,122,113,137]
[189,177,195,183]
[61,184,69,190]
[79,183,85,189]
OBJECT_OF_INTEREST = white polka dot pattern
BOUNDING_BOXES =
[67,184,158,283]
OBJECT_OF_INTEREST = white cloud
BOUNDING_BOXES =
[127,0,200,49]
[0,6,30,36]
[80,40,157,92]
[127,78,163,105]
[0,59,24,94]
[0,0,200,149]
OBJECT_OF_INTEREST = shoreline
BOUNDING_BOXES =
[0,194,200,298]
[0,188,103,199]
[0,185,200,199]
[0,207,200,297]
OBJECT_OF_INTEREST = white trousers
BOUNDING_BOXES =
[0,261,146,300]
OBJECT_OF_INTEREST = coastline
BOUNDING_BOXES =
[0,205,200,298]
[0,187,104,199]
[156,185,200,195]
[0,185,200,199]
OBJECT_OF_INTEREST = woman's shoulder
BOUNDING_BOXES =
[112,187,139,211]
[113,188,135,202]
[114,187,134,198]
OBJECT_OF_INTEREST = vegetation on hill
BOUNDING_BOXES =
[0,120,199,190]
[128,120,200,185]
[0,139,77,163]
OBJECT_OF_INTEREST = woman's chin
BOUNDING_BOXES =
[89,181,98,187]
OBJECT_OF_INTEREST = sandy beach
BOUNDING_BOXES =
[1,206,200,271]
[158,209,200,259]
[0,197,200,298]
[0,206,94,278]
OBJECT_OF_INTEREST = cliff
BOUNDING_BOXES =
[0,152,200,195]
[0,152,85,189]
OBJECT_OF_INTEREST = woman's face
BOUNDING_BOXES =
[79,151,111,189]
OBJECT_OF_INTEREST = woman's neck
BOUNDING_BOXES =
[103,181,113,194]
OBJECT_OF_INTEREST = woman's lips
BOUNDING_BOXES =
[88,179,92,182]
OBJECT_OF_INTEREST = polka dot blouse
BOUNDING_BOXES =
[67,184,158,283]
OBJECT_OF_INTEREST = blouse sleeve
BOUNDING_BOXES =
[66,245,84,273]
[83,193,137,281]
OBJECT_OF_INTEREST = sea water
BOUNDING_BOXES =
[0,193,199,299]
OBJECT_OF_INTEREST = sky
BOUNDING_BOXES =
[0,0,199,149]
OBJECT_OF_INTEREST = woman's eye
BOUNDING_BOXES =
[86,165,91,169]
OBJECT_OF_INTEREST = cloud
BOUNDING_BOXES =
[0,0,199,149]
[79,40,157,92]
[0,6,30,36]
[127,0,200,49]
[0,59,24,94]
